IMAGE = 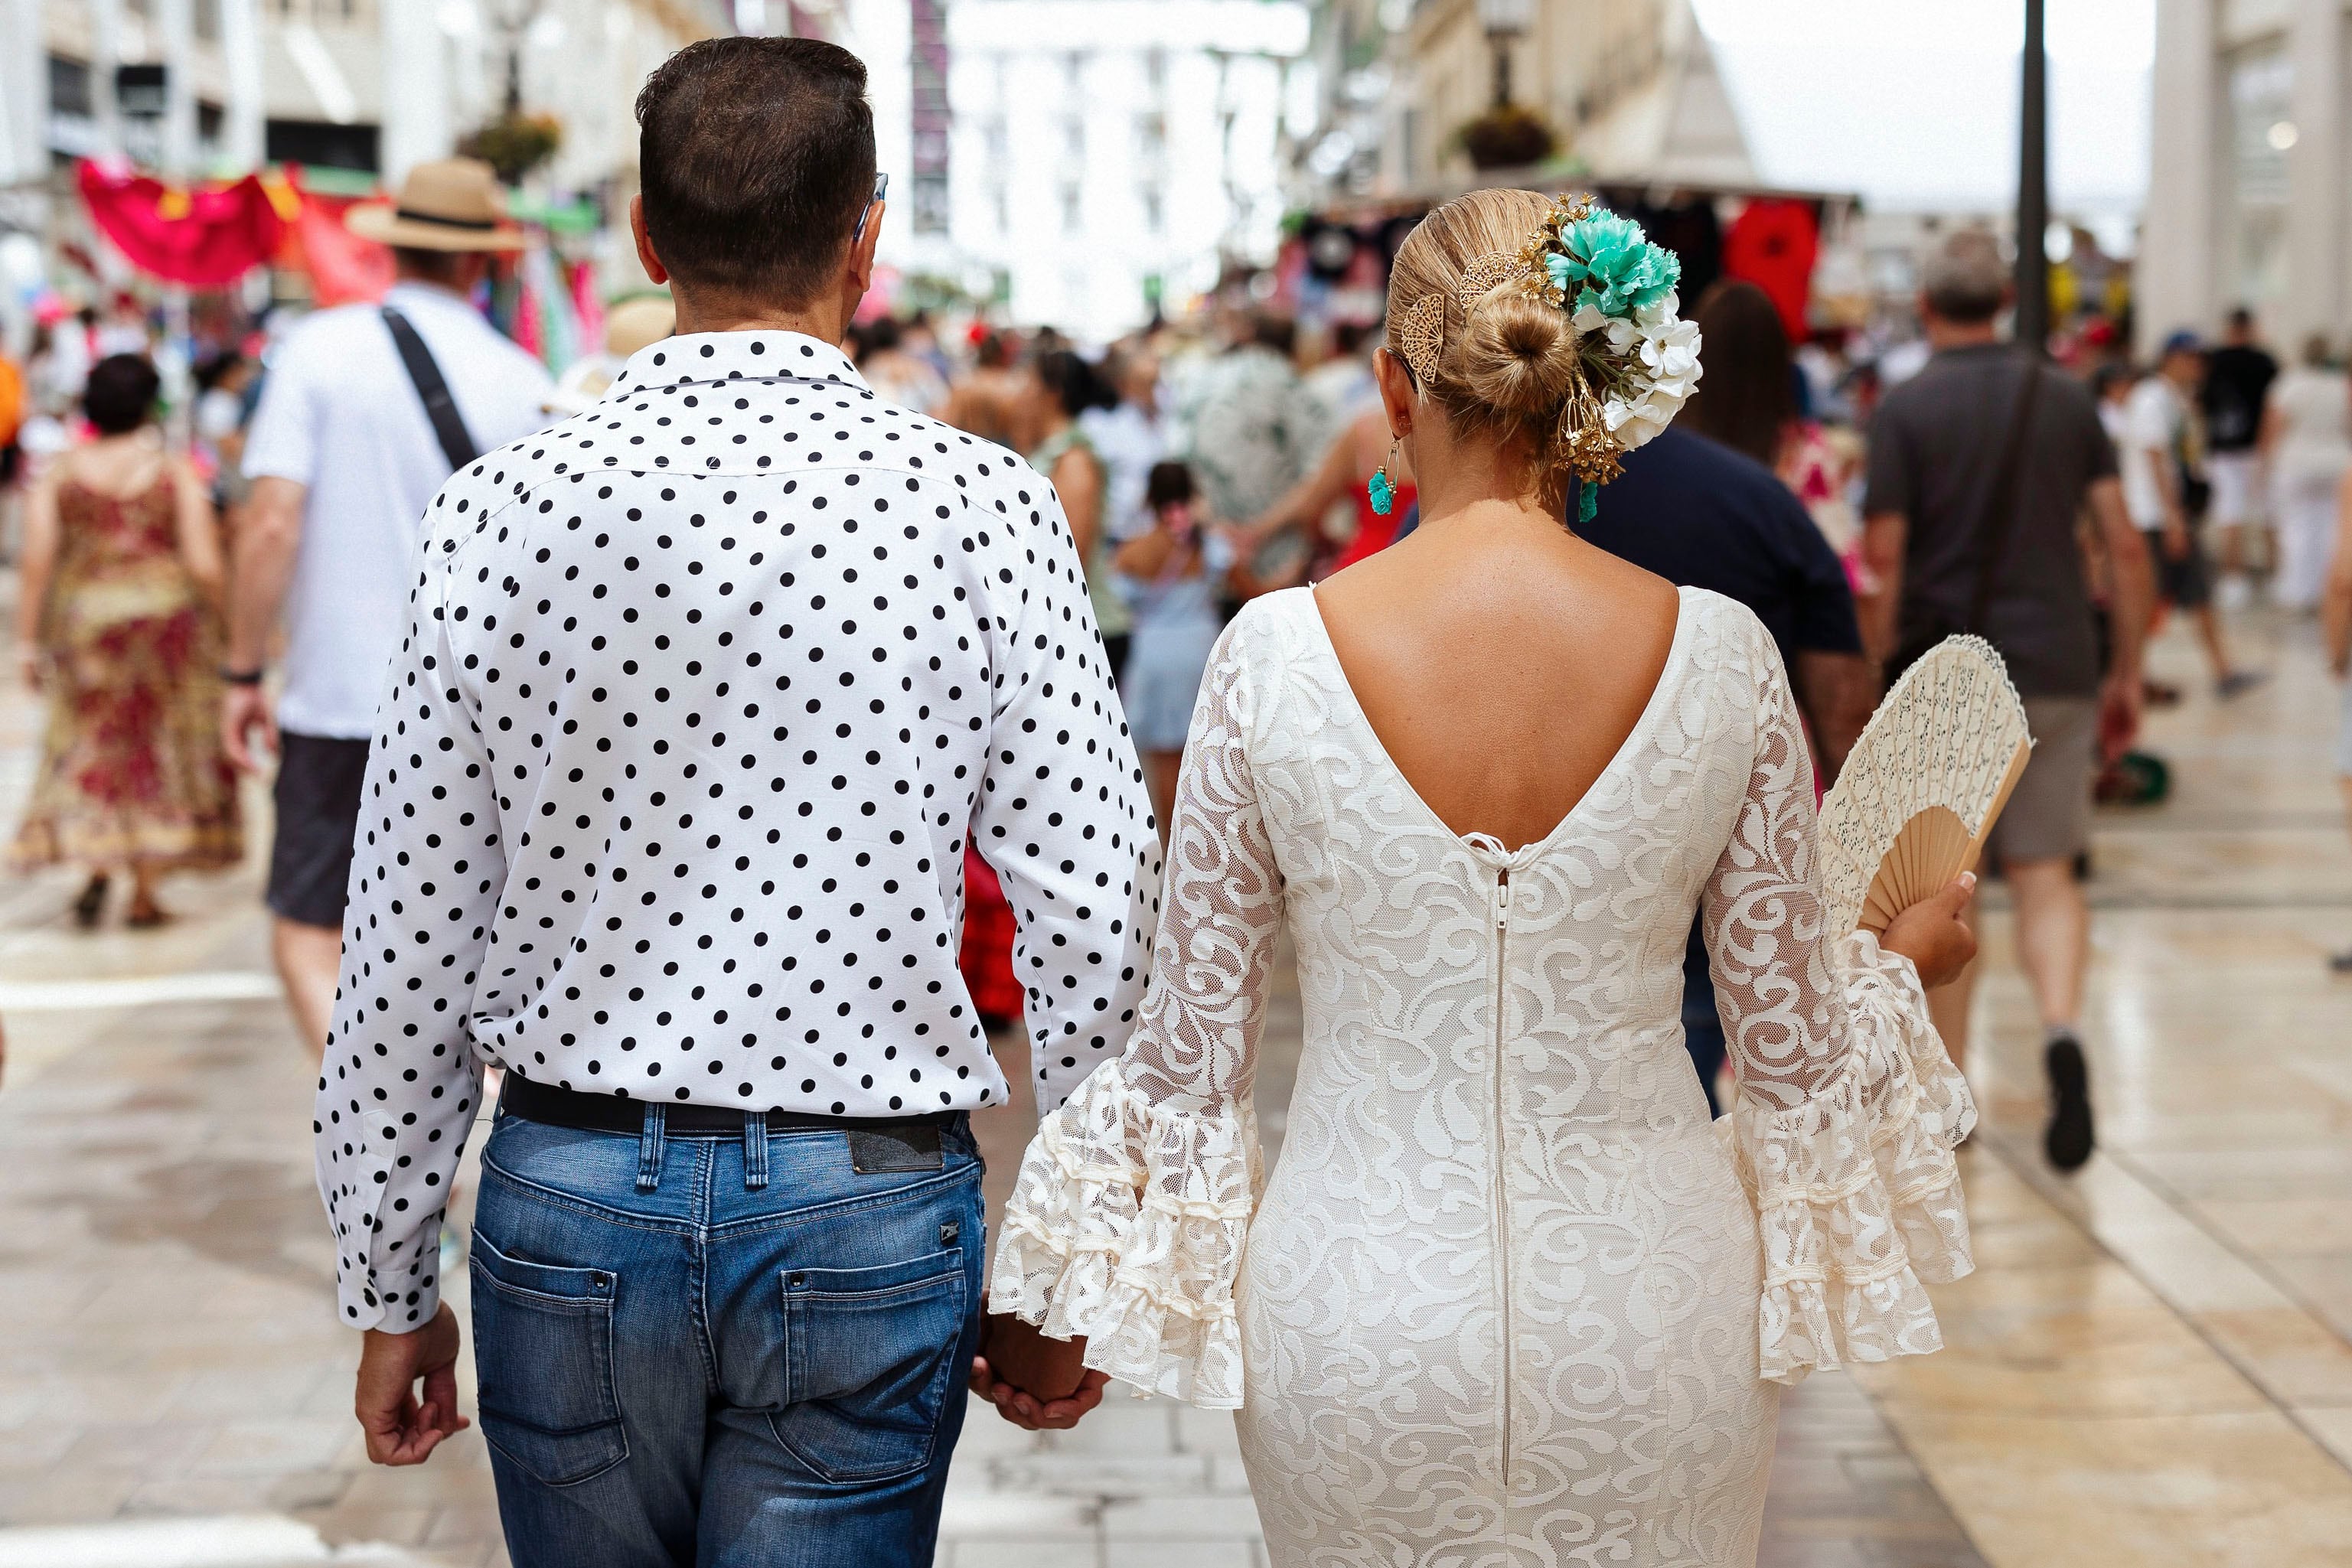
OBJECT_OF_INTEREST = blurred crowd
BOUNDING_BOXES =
[5,229,2351,1000]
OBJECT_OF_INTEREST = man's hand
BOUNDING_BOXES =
[2161,516,2191,562]
[354,1302,469,1465]
[968,1312,1109,1431]
[15,644,39,693]
[222,684,277,774]
[2096,668,2143,764]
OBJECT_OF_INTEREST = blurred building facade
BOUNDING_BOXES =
[1377,0,1750,193]
[942,0,1313,341]
[2142,0,2352,354]
[8,0,721,189]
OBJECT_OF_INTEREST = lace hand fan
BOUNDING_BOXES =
[1817,637,2034,937]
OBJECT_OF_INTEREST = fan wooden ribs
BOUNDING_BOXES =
[1819,637,2035,938]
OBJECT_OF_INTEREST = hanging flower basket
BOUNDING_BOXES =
[458,112,564,186]
[1456,106,1559,171]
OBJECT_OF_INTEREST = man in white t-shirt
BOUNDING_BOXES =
[2119,331,2258,699]
[223,158,553,1058]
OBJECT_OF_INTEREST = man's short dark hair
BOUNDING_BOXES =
[635,37,876,305]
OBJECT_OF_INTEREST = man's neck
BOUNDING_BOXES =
[670,291,847,345]
[1925,318,2001,351]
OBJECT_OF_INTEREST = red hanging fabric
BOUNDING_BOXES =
[294,187,395,307]
[77,159,287,289]
[1722,198,1820,344]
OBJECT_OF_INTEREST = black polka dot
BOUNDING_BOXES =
[315,330,1162,1328]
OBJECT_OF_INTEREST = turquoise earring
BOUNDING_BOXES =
[1367,439,1400,517]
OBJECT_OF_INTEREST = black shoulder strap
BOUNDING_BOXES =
[1965,356,2043,634]
[381,305,481,474]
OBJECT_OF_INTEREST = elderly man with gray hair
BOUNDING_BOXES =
[1858,228,2156,1173]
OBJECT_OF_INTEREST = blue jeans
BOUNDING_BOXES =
[468,1108,985,1568]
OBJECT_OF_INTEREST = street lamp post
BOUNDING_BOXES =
[2016,0,2050,354]
[1478,0,1532,109]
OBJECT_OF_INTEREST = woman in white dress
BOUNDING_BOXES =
[980,189,1980,1567]
[2265,333,2350,611]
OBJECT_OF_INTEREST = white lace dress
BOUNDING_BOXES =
[990,586,1975,1567]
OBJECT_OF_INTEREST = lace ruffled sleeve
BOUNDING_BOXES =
[1702,616,1976,1386]
[987,614,1282,1409]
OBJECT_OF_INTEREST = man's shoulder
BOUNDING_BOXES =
[1623,426,1799,517]
[272,301,390,365]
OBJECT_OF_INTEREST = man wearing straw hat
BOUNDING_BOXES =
[224,157,554,1061]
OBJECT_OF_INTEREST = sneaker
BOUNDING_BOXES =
[2217,670,2269,700]
[2044,1034,2096,1172]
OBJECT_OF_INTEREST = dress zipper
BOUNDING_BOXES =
[1491,866,1514,1493]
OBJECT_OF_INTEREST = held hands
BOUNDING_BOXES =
[1880,872,1978,991]
[969,1312,1110,1431]
[354,1302,470,1465]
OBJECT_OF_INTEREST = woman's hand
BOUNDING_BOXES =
[1881,872,1978,990]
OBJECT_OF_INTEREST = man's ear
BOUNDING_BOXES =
[848,202,885,295]
[631,195,670,286]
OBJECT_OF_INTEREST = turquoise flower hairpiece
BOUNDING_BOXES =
[1387,193,1702,523]
[1541,210,1682,321]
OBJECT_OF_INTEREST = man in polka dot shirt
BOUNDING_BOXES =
[317,38,1161,1564]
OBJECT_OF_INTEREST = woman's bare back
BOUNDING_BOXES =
[1312,506,1682,851]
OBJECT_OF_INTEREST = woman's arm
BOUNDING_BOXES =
[14,467,61,686]
[1243,415,1366,543]
[1055,448,1104,566]
[171,457,225,610]
[2324,468,2352,675]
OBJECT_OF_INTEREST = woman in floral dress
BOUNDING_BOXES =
[11,354,240,925]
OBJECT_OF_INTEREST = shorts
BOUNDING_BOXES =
[1985,696,2096,867]
[2145,524,2213,609]
[266,731,371,931]
[2205,450,2264,527]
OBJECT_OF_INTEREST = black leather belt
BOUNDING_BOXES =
[498,1074,960,1139]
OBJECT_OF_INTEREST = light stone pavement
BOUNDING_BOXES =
[3,584,2347,1566]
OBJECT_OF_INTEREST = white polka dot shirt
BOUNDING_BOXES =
[314,331,1163,1331]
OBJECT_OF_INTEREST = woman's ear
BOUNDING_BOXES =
[1372,345,1417,441]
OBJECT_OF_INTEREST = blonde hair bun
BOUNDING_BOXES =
[1457,287,1580,419]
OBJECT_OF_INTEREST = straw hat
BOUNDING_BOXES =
[346,158,527,252]
[605,295,675,357]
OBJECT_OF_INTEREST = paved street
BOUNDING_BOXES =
[2,598,2349,1566]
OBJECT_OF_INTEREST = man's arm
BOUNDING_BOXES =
[1858,510,1907,666]
[2088,475,2154,759]
[220,474,306,771]
[971,471,1162,1115]
[1790,650,1876,783]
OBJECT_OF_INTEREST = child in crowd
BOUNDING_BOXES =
[1115,461,1233,837]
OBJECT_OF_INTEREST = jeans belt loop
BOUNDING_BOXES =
[743,1111,769,1190]
[635,1103,667,1193]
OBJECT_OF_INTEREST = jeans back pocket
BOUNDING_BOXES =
[771,1248,967,1485]
[469,1235,628,1488]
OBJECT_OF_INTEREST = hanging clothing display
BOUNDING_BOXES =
[77,161,289,289]
[1724,198,1821,344]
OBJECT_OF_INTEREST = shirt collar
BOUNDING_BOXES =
[384,279,473,312]
[611,329,866,396]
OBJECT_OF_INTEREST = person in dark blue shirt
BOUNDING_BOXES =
[1581,420,1873,1115]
